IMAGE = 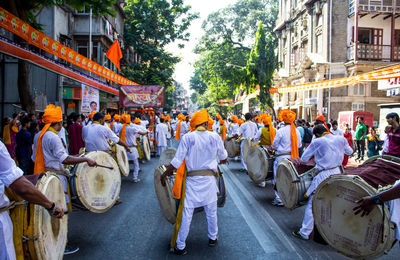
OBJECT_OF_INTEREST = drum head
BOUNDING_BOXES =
[224,139,237,158]
[154,166,177,224]
[246,146,269,184]
[158,148,176,166]
[242,138,251,163]
[74,151,121,213]
[34,173,68,260]
[115,144,130,177]
[143,135,151,161]
[275,159,300,210]
[313,175,396,259]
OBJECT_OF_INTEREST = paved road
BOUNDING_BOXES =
[65,156,400,259]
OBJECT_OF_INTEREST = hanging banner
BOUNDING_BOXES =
[81,84,99,113]
[120,85,164,108]
[0,7,136,86]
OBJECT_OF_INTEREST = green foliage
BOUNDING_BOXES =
[190,0,278,114]
[245,22,279,117]
[122,0,198,110]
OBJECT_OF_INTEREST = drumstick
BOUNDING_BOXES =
[96,164,114,170]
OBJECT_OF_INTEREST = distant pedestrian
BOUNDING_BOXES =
[15,116,33,174]
[355,116,368,161]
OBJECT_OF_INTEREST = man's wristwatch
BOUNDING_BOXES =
[372,195,383,205]
[46,202,56,211]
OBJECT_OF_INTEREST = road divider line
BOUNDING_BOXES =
[220,165,305,259]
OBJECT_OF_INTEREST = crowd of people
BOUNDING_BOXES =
[1,105,400,258]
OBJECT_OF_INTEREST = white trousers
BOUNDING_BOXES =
[57,174,69,205]
[240,141,247,170]
[176,201,218,250]
[0,211,16,260]
[273,155,290,203]
[299,195,314,239]
[168,139,173,148]
[130,158,140,180]
[157,146,166,156]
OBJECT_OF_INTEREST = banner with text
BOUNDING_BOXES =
[120,85,164,108]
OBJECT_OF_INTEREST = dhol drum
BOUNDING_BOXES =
[313,155,400,259]
[224,138,240,158]
[154,166,227,224]
[69,151,121,213]
[275,158,316,209]
[5,173,68,260]
[246,145,274,184]
[158,147,177,166]
[114,144,130,177]
[242,137,252,163]
[142,135,151,161]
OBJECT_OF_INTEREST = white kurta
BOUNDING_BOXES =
[123,126,139,160]
[238,121,258,139]
[170,130,228,208]
[299,134,353,239]
[331,128,344,136]
[0,141,23,260]
[83,123,120,152]
[272,125,302,155]
[156,123,168,147]
[228,123,239,136]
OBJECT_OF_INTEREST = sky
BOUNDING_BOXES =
[165,0,235,94]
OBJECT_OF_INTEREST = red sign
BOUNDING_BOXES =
[120,85,164,108]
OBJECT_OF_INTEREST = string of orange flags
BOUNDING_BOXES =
[0,7,137,86]
[269,63,400,94]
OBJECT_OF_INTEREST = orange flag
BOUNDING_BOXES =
[106,40,123,71]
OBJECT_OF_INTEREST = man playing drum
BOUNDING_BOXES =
[120,114,148,182]
[110,114,122,136]
[383,112,400,158]
[292,124,353,240]
[230,113,258,173]
[1,140,65,260]
[161,109,228,255]
[272,110,302,206]
[228,116,239,136]
[253,113,276,188]
[83,113,130,153]
[175,113,187,147]
[156,117,169,156]
[32,104,99,254]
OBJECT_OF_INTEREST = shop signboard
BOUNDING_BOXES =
[120,85,164,108]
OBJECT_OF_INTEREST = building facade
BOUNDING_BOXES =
[273,0,400,124]
[0,2,127,121]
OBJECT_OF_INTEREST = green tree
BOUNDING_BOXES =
[245,22,279,118]
[1,0,116,113]
[190,0,278,115]
[122,0,198,110]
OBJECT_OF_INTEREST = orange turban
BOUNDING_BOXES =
[34,104,63,174]
[134,117,141,124]
[190,109,209,129]
[113,114,120,120]
[216,113,222,120]
[120,114,131,142]
[208,116,214,131]
[230,115,238,123]
[261,113,276,143]
[238,119,244,125]
[278,110,299,159]
[316,113,325,122]
[105,114,111,120]
[177,113,186,121]
[88,110,96,119]
[165,115,171,122]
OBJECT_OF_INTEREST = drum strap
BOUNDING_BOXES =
[0,201,26,213]
[274,152,291,157]
[186,170,215,177]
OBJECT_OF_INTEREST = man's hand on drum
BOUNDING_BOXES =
[86,158,98,167]
[353,196,376,217]
[48,203,65,218]
[219,159,229,165]
[161,164,175,186]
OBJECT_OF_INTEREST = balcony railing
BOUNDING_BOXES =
[348,43,400,61]
[349,0,400,15]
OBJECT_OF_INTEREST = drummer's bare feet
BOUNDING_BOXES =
[114,200,123,205]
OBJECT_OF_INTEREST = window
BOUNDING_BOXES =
[353,83,365,96]
[352,103,365,111]
[77,41,88,58]
[395,30,400,46]
[355,28,383,45]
